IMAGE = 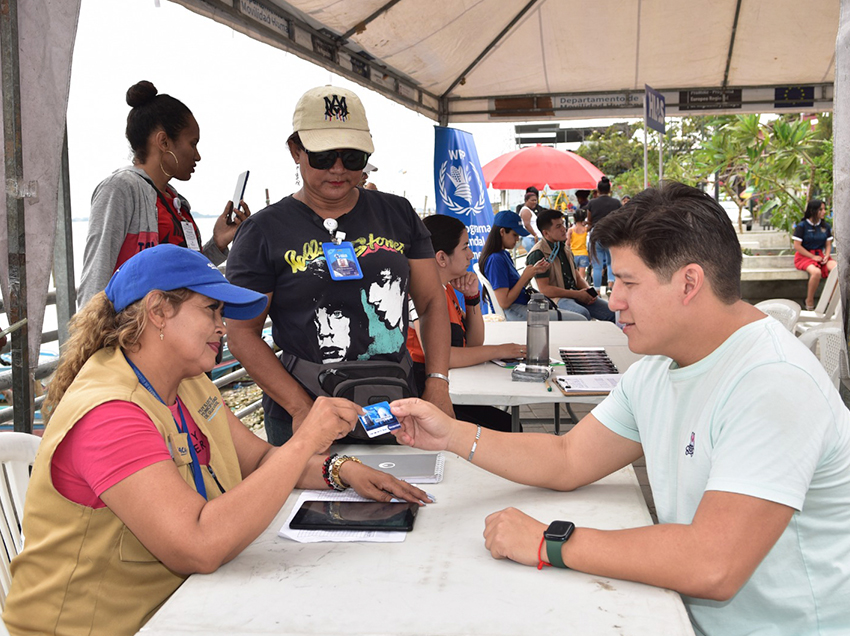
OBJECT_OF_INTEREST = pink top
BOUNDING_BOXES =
[51,399,211,508]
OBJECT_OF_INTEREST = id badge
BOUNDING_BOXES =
[168,432,193,466]
[323,241,363,281]
[181,221,201,251]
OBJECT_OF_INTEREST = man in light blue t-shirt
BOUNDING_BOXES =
[389,182,850,636]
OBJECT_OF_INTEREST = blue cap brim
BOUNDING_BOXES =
[186,281,268,320]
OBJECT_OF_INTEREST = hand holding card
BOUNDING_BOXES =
[359,401,401,438]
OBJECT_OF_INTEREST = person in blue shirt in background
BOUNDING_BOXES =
[479,211,581,321]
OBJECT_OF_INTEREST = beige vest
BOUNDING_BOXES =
[531,238,579,293]
[3,347,243,636]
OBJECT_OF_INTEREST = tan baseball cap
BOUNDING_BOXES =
[292,85,374,154]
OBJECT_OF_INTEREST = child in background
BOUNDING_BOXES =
[567,209,590,279]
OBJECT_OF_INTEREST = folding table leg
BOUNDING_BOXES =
[554,405,560,435]
[511,406,520,432]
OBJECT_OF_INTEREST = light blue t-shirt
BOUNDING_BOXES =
[593,317,850,636]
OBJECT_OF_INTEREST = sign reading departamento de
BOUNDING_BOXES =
[644,84,666,134]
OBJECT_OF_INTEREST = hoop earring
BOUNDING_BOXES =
[160,150,178,178]
[294,164,301,186]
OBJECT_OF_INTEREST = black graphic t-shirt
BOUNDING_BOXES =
[226,189,434,415]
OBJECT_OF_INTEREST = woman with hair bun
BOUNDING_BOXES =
[79,80,250,306]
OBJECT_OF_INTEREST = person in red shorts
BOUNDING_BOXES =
[792,199,837,310]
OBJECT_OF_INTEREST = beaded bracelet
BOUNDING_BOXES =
[330,455,363,491]
[322,453,339,490]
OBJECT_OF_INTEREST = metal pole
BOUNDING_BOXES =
[643,124,648,189]
[0,0,33,432]
[658,131,663,183]
[54,125,75,345]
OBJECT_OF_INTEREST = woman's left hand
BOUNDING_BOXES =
[213,199,251,250]
[338,461,432,505]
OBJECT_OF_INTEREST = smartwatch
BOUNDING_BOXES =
[544,520,575,569]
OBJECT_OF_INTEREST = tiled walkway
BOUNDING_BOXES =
[517,402,657,522]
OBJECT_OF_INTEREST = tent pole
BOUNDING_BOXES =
[0,0,33,432]
[834,0,850,353]
[658,132,663,183]
[643,124,648,190]
[54,125,76,346]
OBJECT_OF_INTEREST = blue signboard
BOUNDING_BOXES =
[645,84,666,134]
[433,126,494,262]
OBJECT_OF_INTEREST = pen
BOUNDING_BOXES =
[544,379,552,392]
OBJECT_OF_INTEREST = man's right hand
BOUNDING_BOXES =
[390,398,457,451]
[576,290,597,305]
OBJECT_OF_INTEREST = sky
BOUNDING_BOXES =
[67,0,524,217]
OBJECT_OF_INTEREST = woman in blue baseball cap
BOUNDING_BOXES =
[479,210,553,321]
[3,244,429,636]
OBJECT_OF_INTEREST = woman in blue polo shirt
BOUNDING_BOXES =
[793,199,837,310]
[479,210,552,321]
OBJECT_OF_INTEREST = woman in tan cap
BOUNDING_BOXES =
[226,86,453,445]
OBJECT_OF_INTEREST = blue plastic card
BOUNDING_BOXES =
[359,401,401,438]
[323,242,363,281]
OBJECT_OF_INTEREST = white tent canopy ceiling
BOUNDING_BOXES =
[173,0,839,123]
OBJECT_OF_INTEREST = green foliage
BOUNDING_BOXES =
[575,113,833,235]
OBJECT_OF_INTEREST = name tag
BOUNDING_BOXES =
[181,221,201,251]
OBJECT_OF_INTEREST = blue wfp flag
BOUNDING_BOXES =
[433,126,494,263]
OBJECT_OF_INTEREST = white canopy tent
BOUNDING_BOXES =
[172,0,839,122]
[0,0,847,431]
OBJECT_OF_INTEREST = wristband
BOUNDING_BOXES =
[330,455,362,490]
[537,536,553,570]
[322,454,339,490]
[426,372,450,385]
[467,425,482,462]
[464,294,481,307]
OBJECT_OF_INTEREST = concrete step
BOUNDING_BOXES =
[736,230,792,248]
[741,268,807,281]
[742,254,795,269]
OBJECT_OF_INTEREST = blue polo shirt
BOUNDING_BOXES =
[483,250,529,306]
[793,219,832,252]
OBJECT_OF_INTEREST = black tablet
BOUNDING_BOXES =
[289,500,419,532]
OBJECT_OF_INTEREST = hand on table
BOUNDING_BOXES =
[212,199,251,250]
[494,342,525,360]
[339,461,432,505]
[291,396,358,454]
[390,397,457,451]
[483,507,548,567]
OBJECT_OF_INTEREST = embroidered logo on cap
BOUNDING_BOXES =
[324,95,349,121]
[685,432,695,457]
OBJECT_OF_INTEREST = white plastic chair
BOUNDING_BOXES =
[796,267,842,334]
[472,262,506,319]
[755,299,801,332]
[798,322,849,390]
[0,432,40,608]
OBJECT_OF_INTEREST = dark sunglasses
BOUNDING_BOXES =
[305,148,370,171]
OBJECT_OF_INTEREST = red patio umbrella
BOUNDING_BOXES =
[481,144,604,190]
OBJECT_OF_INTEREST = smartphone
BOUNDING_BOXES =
[289,500,419,532]
[585,287,598,297]
[229,170,250,224]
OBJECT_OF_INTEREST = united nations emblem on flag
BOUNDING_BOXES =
[438,158,486,217]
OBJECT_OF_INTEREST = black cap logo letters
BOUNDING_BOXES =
[323,95,349,122]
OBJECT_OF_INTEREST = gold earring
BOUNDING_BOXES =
[159,325,164,341]
[160,150,178,178]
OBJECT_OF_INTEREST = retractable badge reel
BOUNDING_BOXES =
[322,218,363,281]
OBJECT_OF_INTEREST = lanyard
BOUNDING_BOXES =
[123,354,208,499]
[546,241,560,263]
